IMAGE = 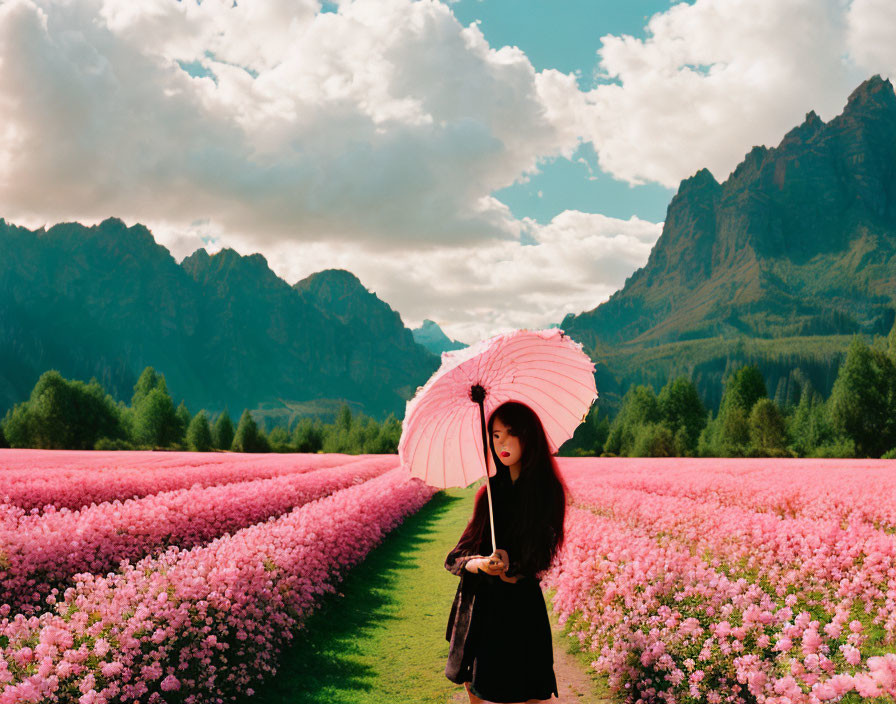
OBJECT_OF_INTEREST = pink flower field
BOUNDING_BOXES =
[0,450,437,703]
[546,457,896,704]
[4,452,896,704]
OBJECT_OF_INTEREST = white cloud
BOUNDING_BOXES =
[3,0,896,345]
[0,0,584,251]
[577,0,895,188]
[152,210,662,345]
[846,0,896,72]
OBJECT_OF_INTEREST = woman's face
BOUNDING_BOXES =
[492,416,524,468]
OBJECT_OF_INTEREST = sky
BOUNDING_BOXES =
[1,0,894,345]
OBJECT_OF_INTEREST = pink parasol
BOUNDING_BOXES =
[398,326,598,554]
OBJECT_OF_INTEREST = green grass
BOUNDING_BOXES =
[238,483,483,704]
[545,592,618,701]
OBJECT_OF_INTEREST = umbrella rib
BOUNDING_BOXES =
[406,397,449,470]
[470,400,482,485]
[510,355,593,373]
[489,334,590,389]
[511,371,595,409]
[503,383,569,433]
[511,363,597,393]
[533,376,593,424]
[478,341,504,387]
[478,333,531,387]
[429,402,461,486]
[456,405,465,488]
[442,407,449,489]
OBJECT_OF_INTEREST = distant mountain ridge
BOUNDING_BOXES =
[562,75,896,354]
[0,218,439,420]
[411,319,467,356]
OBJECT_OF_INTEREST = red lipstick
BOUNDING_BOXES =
[500,451,510,457]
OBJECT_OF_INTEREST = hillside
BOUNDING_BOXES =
[0,218,439,420]
[563,75,896,353]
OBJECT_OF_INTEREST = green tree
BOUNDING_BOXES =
[787,390,831,456]
[2,371,125,449]
[697,410,717,457]
[657,377,706,451]
[592,412,610,455]
[133,387,181,448]
[351,415,379,453]
[291,417,324,453]
[0,422,7,448]
[131,367,168,409]
[186,410,213,451]
[709,364,768,457]
[2,403,37,449]
[719,405,750,456]
[748,398,790,457]
[322,424,352,454]
[232,409,270,452]
[175,401,191,444]
[117,401,136,444]
[363,413,402,454]
[672,426,690,456]
[631,422,675,457]
[719,364,767,417]
[267,425,291,451]
[212,410,235,451]
[604,385,661,456]
[828,336,896,457]
[773,376,788,410]
[888,314,896,361]
[336,403,353,433]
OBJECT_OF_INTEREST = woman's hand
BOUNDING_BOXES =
[467,549,518,578]
[466,549,508,576]
[498,571,521,583]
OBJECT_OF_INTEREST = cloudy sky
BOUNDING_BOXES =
[1,0,894,344]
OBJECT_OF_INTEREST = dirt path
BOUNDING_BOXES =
[448,593,615,704]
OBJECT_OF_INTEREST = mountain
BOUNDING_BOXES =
[411,319,467,356]
[562,75,896,354]
[0,218,440,421]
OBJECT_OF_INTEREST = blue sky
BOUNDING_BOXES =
[451,0,679,224]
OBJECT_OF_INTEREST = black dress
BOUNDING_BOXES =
[444,464,558,702]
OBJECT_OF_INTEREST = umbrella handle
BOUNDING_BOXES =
[471,384,498,554]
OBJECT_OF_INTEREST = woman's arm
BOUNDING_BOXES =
[444,484,492,577]
[445,550,483,576]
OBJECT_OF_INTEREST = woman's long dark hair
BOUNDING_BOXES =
[452,401,567,578]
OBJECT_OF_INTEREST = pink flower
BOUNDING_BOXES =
[160,674,181,691]
[775,637,793,652]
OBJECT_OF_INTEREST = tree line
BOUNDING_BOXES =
[567,329,896,459]
[0,367,401,454]
[1,326,894,458]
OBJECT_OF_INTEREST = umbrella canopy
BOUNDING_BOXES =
[398,327,598,553]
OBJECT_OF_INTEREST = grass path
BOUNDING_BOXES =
[241,483,613,704]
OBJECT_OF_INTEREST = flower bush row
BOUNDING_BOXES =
[1,456,398,615]
[0,450,361,513]
[543,504,896,704]
[555,457,896,527]
[561,470,896,643]
[0,467,437,703]
[541,459,896,704]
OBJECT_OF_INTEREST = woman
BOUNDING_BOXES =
[443,401,566,703]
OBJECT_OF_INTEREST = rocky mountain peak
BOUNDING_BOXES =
[677,167,721,195]
[560,75,896,350]
[180,246,283,290]
[843,74,896,116]
[293,268,364,293]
